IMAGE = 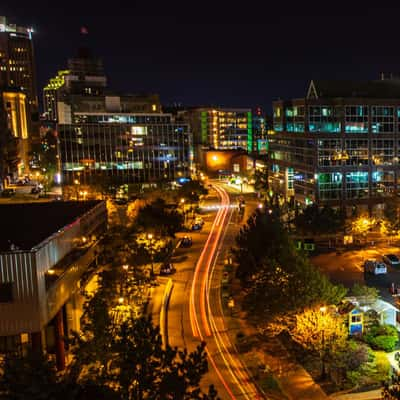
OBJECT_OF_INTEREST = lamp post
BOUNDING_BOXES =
[147,234,154,277]
[180,198,186,227]
[320,306,327,380]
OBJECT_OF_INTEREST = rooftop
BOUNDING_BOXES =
[308,79,400,99]
[0,201,102,252]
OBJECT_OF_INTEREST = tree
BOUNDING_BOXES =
[0,349,61,400]
[381,195,400,237]
[252,167,269,193]
[234,206,290,285]
[290,307,348,356]
[234,206,346,321]
[70,287,219,400]
[30,129,58,193]
[294,204,345,235]
[176,180,208,204]
[136,198,183,237]
[352,283,379,306]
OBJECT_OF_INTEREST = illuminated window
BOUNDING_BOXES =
[345,106,369,133]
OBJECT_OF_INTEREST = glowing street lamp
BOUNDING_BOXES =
[118,297,124,304]
[147,234,154,277]
[320,306,327,379]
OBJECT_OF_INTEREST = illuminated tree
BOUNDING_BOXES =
[351,215,376,236]
[290,307,348,356]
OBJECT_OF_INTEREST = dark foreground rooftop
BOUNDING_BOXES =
[0,201,103,252]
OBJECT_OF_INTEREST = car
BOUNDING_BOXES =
[159,262,176,276]
[1,188,16,197]
[364,259,387,275]
[180,235,192,248]
[114,197,128,205]
[194,217,204,226]
[191,223,202,231]
[383,254,400,267]
[30,186,41,194]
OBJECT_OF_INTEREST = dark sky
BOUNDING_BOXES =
[3,1,400,113]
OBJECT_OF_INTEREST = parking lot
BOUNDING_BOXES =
[312,243,400,304]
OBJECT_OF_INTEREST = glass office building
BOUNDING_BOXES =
[269,79,400,212]
[59,112,191,185]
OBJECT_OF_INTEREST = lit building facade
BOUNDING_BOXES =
[43,49,161,123]
[58,113,191,186]
[0,16,38,142]
[0,201,107,369]
[185,107,252,151]
[2,90,30,175]
[269,79,400,213]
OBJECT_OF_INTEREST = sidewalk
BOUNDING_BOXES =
[330,389,381,400]
[230,312,329,400]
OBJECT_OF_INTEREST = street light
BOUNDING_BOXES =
[147,234,154,277]
[320,306,327,380]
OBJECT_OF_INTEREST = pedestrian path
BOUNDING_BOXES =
[330,389,381,399]
[225,308,329,400]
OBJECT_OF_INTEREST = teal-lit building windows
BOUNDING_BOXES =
[371,106,394,133]
[308,106,341,133]
[273,123,283,132]
[345,106,369,133]
[371,170,394,197]
[286,122,304,132]
[318,172,342,200]
[346,172,369,199]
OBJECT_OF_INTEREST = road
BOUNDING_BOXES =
[167,183,262,399]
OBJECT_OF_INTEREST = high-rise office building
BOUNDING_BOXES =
[185,107,253,151]
[58,112,191,186]
[0,16,38,143]
[269,78,400,214]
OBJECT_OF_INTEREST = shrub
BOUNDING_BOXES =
[365,324,398,352]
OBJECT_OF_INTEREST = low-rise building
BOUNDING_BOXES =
[0,200,107,369]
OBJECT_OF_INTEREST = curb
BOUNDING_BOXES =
[160,278,174,349]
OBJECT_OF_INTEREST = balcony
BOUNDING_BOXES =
[45,240,99,323]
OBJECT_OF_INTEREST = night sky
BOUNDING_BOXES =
[3,1,400,113]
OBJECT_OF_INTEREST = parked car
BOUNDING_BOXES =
[114,197,128,205]
[1,188,16,197]
[191,223,202,231]
[364,259,387,275]
[30,186,41,194]
[383,254,400,267]
[159,262,176,276]
[194,217,204,226]
[180,235,192,248]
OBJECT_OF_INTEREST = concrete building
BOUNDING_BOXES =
[0,201,107,369]
[269,78,400,214]
[0,16,39,143]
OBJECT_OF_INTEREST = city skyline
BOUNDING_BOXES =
[3,1,400,112]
